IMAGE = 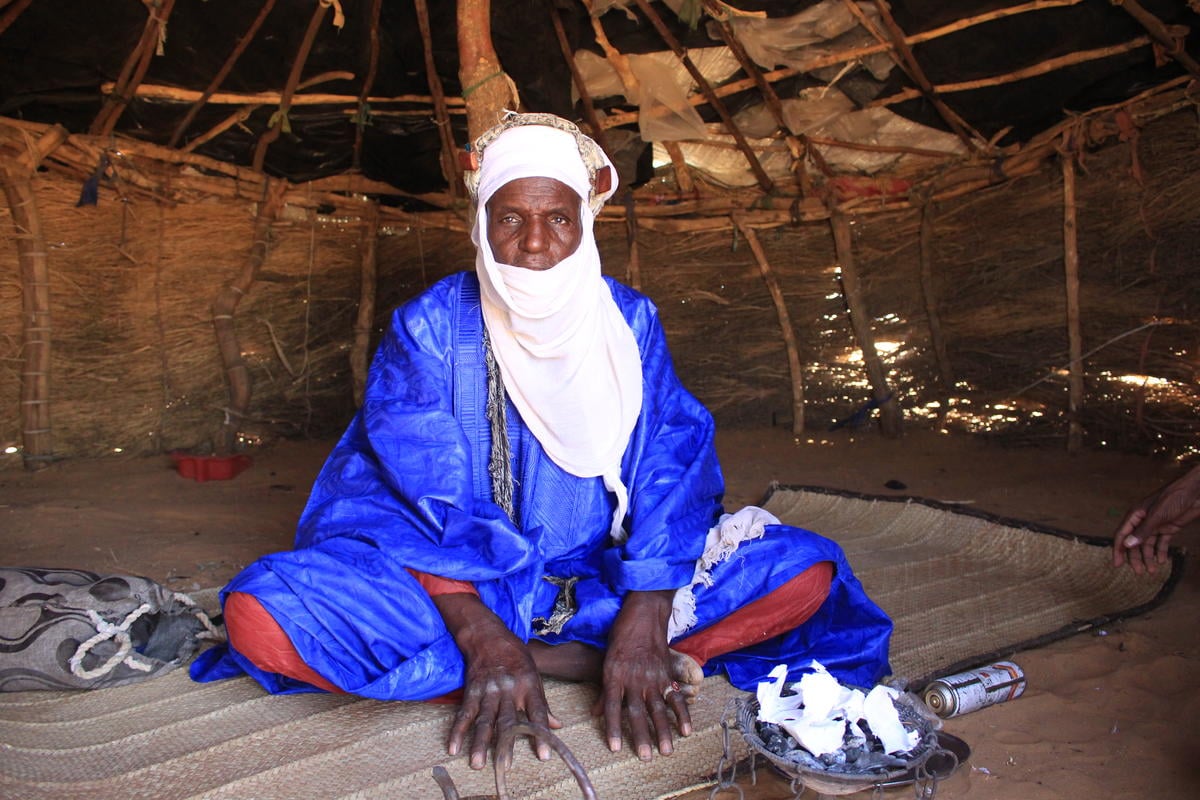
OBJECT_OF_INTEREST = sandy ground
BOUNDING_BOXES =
[2,427,1197,799]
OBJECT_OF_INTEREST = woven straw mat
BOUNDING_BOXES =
[763,485,1180,685]
[0,487,1179,799]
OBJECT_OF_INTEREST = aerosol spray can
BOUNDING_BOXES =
[922,661,1026,718]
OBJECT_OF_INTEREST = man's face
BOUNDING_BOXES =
[485,177,583,270]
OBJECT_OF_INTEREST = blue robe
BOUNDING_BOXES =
[190,273,892,698]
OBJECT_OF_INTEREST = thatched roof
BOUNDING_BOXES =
[2,0,1197,213]
[1,1,1199,468]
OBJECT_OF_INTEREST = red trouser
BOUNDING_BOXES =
[223,560,834,693]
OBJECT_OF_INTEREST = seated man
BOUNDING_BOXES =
[191,112,892,769]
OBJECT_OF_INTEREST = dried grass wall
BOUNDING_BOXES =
[2,114,1197,467]
[623,112,1199,453]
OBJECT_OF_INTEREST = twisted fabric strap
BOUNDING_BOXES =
[483,326,516,523]
[68,592,225,681]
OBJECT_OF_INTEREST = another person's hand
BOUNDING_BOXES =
[1112,464,1200,574]
[595,589,692,761]
[435,593,559,769]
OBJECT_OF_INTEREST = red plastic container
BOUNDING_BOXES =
[170,452,253,482]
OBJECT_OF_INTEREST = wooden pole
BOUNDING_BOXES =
[352,0,384,172]
[870,37,1152,108]
[586,5,641,97]
[414,0,462,198]
[179,72,354,155]
[630,0,774,193]
[351,202,380,406]
[733,214,805,434]
[183,106,256,154]
[1,125,68,469]
[108,81,461,109]
[704,2,813,195]
[211,179,288,455]
[168,0,277,148]
[251,1,329,173]
[623,193,642,292]
[4,174,51,468]
[0,0,32,37]
[1061,142,1084,453]
[90,0,177,137]
[918,201,954,394]
[599,0,1086,130]
[662,142,696,195]
[1114,0,1200,78]
[859,0,983,153]
[830,212,901,438]
[551,4,611,155]
[457,0,518,141]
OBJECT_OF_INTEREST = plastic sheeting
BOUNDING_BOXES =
[576,1,963,182]
[725,0,896,82]
[733,87,967,175]
[576,47,742,142]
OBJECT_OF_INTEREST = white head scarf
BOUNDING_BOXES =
[470,121,643,541]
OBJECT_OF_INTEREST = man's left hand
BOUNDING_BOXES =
[595,589,692,760]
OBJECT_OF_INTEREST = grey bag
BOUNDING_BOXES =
[0,567,223,691]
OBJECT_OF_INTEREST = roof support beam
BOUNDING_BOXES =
[251,1,328,173]
[599,1,1085,132]
[733,214,806,435]
[105,81,461,110]
[168,0,277,148]
[352,0,383,172]
[415,0,462,199]
[1113,0,1200,78]
[703,1,813,196]
[178,72,353,155]
[856,0,983,154]
[870,37,1154,107]
[90,0,177,138]
[551,4,611,157]
[630,0,774,193]
[0,0,32,37]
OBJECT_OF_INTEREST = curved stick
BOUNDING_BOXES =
[493,721,598,800]
[431,765,462,800]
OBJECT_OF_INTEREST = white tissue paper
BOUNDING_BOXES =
[756,661,918,757]
[864,684,919,754]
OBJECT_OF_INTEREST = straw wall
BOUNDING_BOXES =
[2,114,1198,467]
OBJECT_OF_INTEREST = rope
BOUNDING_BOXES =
[462,69,504,99]
[69,603,156,680]
[172,591,227,643]
[68,592,226,681]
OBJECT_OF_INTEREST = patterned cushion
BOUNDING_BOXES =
[0,567,222,691]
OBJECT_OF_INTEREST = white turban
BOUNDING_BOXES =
[470,122,643,542]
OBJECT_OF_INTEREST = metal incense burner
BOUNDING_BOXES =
[707,694,969,800]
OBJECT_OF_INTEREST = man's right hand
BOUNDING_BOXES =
[433,592,559,769]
